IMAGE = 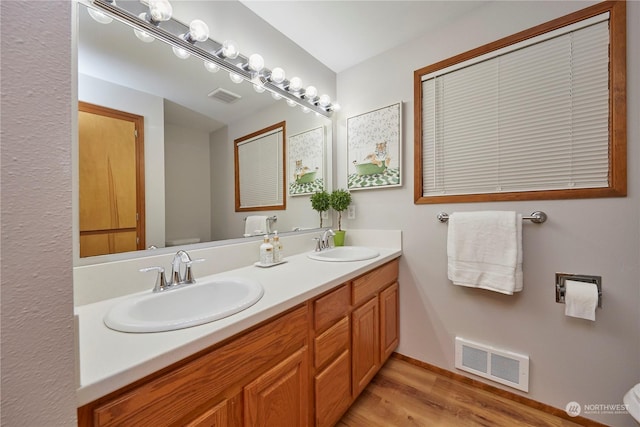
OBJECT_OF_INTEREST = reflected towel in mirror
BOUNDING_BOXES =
[245,216,268,236]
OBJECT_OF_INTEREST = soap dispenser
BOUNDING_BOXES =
[259,235,274,265]
[272,231,283,263]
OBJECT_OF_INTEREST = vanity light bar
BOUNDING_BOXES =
[91,0,335,117]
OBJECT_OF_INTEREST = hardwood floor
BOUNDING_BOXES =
[337,357,586,427]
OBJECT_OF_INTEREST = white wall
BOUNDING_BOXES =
[164,123,212,244]
[0,1,77,425]
[337,1,640,426]
[78,73,166,250]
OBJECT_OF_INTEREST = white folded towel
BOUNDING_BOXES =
[447,211,523,295]
[244,215,268,236]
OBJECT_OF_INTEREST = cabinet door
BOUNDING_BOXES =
[352,296,379,397]
[244,347,309,427]
[315,350,351,427]
[380,282,399,362]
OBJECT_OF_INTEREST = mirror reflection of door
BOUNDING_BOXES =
[78,102,145,257]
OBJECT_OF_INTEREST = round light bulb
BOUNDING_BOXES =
[88,7,113,24]
[286,99,297,107]
[229,72,243,84]
[289,77,303,92]
[302,106,310,113]
[149,0,172,22]
[331,103,341,111]
[134,29,154,43]
[248,54,264,73]
[204,61,219,73]
[253,84,265,93]
[188,19,209,42]
[172,46,190,59]
[319,94,331,107]
[221,40,239,59]
[271,92,282,101]
[305,85,318,100]
[270,67,286,84]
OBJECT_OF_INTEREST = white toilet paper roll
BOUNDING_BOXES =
[564,280,599,321]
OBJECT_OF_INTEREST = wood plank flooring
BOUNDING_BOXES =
[337,357,586,427]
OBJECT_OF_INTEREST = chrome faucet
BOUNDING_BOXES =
[141,250,203,292]
[314,229,335,251]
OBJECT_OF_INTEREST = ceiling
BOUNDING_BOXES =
[240,0,491,73]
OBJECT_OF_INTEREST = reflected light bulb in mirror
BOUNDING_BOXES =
[270,67,286,84]
[204,61,219,73]
[331,103,341,111]
[302,106,310,113]
[286,99,297,107]
[271,92,282,101]
[221,40,239,59]
[318,94,331,108]
[289,77,303,92]
[248,54,264,73]
[187,19,209,42]
[172,46,190,59]
[149,0,173,23]
[305,85,318,100]
[88,7,113,24]
[253,84,265,93]
[229,72,243,84]
[134,28,155,43]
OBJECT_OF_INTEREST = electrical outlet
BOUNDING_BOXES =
[347,205,356,219]
[321,211,329,220]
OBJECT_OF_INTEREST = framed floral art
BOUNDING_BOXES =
[288,126,326,196]
[346,102,402,190]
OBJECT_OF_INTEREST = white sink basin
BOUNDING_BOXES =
[104,277,264,333]
[307,246,380,262]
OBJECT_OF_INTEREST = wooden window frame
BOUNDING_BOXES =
[234,121,287,212]
[413,1,626,204]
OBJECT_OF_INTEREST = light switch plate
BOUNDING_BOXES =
[347,205,356,219]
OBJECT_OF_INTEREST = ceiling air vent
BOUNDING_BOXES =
[208,88,242,104]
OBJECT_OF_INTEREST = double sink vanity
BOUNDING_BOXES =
[75,230,401,426]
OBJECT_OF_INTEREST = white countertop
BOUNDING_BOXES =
[75,247,401,406]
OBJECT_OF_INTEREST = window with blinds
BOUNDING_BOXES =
[234,122,286,211]
[414,1,626,204]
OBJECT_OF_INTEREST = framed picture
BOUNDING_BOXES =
[288,126,326,196]
[347,102,402,190]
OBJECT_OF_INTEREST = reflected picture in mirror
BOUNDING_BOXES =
[76,0,333,264]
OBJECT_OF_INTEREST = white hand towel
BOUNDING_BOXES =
[245,216,268,236]
[447,211,523,295]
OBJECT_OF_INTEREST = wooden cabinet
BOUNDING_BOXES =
[78,258,400,427]
[380,282,399,362]
[352,296,380,397]
[244,347,309,427]
[78,306,308,427]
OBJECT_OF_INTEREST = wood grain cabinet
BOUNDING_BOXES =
[78,258,400,427]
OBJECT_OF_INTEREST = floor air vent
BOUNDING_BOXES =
[455,337,529,392]
[208,88,242,104]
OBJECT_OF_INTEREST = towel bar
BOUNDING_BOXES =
[437,211,547,224]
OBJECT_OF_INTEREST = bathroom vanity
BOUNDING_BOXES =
[75,241,400,426]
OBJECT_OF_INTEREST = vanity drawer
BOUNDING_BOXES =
[89,305,308,427]
[352,259,399,306]
[314,284,350,331]
[314,316,349,369]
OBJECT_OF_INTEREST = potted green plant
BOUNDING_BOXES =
[310,190,331,228]
[330,188,352,246]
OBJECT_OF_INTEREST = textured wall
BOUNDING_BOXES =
[336,2,639,426]
[0,1,77,425]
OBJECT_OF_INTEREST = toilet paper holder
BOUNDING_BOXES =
[555,273,602,308]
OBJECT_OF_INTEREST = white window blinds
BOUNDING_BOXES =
[421,16,610,198]
[237,128,284,208]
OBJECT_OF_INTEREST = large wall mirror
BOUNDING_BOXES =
[75,0,334,265]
